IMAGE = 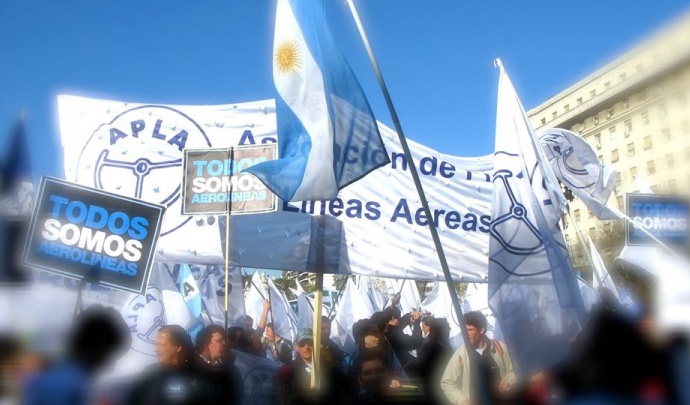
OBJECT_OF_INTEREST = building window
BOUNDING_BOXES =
[617,195,625,210]
[593,115,600,125]
[647,160,656,175]
[611,149,619,163]
[589,227,596,238]
[630,166,638,177]
[598,154,604,162]
[622,98,630,109]
[643,135,652,150]
[565,234,570,244]
[609,126,617,140]
[668,179,678,193]
[619,72,627,82]
[591,89,597,98]
[662,128,671,143]
[603,222,612,233]
[574,209,581,222]
[552,111,557,120]
[682,120,690,134]
[627,142,635,157]
[578,123,585,133]
[659,103,668,120]
[564,104,570,113]
[588,209,594,219]
[624,119,633,137]
[640,91,648,101]
[577,97,583,105]
[650,184,658,193]
[641,111,650,125]
[615,176,622,188]
[541,117,546,125]
[594,133,602,149]
[605,81,611,90]
[607,108,614,119]
[666,153,675,168]
[636,63,644,73]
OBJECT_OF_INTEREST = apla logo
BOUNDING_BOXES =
[122,286,166,356]
[75,105,212,235]
[539,129,599,190]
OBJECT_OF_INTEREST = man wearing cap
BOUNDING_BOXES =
[275,329,344,405]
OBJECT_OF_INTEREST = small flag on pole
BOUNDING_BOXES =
[246,0,390,202]
[177,264,205,339]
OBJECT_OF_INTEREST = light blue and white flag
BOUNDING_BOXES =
[538,128,621,220]
[177,264,205,339]
[588,236,620,300]
[488,61,584,377]
[245,0,389,202]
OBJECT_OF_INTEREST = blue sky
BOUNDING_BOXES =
[1,0,689,181]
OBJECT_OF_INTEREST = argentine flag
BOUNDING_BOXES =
[245,0,389,202]
[177,264,205,339]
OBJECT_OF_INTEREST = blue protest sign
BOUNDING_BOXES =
[22,177,165,294]
[626,193,689,247]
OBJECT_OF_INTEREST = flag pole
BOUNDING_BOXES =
[224,147,235,331]
[345,0,473,370]
[311,272,324,390]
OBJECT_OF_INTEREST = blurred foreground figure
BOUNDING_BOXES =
[416,317,453,405]
[552,290,685,405]
[350,349,422,405]
[440,311,516,405]
[127,325,240,405]
[22,306,130,405]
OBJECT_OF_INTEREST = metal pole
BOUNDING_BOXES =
[224,147,234,331]
[345,0,474,377]
[310,273,324,390]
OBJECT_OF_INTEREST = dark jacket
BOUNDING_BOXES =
[384,314,422,373]
[126,360,242,405]
[275,357,345,405]
[416,338,453,405]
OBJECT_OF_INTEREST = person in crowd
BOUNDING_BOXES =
[440,311,516,405]
[0,336,21,405]
[245,315,255,334]
[378,306,423,375]
[22,305,130,405]
[227,326,245,351]
[265,323,293,364]
[320,316,346,369]
[350,348,422,405]
[195,325,245,404]
[196,325,226,366]
[128,324,242,405]
[421,316,433,339]
[417,318,453,405]
[275,329,344,405]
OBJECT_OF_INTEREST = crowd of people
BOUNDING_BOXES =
[0,288,688,405]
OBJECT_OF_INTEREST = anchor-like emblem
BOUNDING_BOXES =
[490,169,544,256]
[95,149,181,204]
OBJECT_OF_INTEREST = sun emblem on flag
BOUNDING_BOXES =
[274,39,302,75]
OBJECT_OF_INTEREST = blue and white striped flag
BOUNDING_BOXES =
[245,0,389,202]
[177,264,205,339]
[488,61,585,377]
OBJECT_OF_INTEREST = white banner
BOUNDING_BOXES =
[59,96,494,281]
